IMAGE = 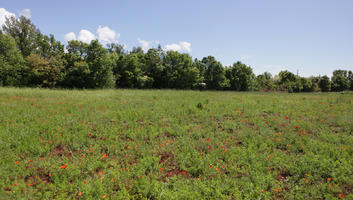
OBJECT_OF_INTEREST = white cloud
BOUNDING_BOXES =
[97,25,120,45]
[165,41,192,52]
[179,41,191,52]
[77,29,96,44]
[0,8,15,28]
[65,26,120,45]
[138,38,159,52]
[65,32,76,41]
[165,43,181,51]
[19,8,31,19]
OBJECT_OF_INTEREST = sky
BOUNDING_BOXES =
[1,0,352,77]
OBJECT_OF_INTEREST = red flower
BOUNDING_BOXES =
[340,194,344,198]
[209,164,213,169]
[265,121,269,124]
[59,163,68,169]
[285,116,289,119]
[275,188,281,192]
[206,137,210,141]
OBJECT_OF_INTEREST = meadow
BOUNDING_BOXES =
[0,88,352,199]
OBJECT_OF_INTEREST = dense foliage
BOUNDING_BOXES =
[1,17,352,92]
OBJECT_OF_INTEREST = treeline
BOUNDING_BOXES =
[1,16,352,92]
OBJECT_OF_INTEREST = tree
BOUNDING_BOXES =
[143,48,164,88]
[24,53,64,87]
[256,72,275,91]
[0,33,25,86]
[2,16,40,57]
[318,75,331,92]
[331,70,350,91]
[161,51,200,89]
[114,52,145,88]
[86,40,115,88]
[35,33,65,59]
[347,71,353,91]
[225,61,255,91]
[107,43,125,55]
[202,56,229,90]
[277,70,297,92]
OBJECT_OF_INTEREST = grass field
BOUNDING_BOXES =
[0,88,352,199]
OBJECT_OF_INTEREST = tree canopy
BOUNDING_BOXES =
[0,16,352,92]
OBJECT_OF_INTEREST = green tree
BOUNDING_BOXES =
[162,51,200,89]
[347,71,353,91]
[256,72,275,91]
[2,16,40,57]
[86,40,115,88]
[331,70,350,91]
[202,56,229,90]
[24,53,64,87]
[225,61,255,91]
[144,48,164,88]
[114,53,145,88]
[0,33,25,86]
[318,75,331,92]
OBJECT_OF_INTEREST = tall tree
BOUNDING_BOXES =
[2,16,40,57]
[225,61,255,91]
[202,56,229,90]
[318,75,331,92]
[331,70,350,91]
[0,33,25,86]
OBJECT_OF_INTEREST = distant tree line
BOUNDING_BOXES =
[1,16,352,92]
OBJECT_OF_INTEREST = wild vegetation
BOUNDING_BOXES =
[1,16,353,92]
[0,88,352,199]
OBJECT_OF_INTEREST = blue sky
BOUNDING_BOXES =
[1,0,352,77]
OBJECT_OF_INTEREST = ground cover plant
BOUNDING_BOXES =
[0,88,352,199]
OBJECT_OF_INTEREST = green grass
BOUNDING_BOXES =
[0,88,352,199]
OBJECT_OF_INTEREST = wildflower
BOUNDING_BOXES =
[82,180,87,184]
[15,161,19,164]
[275,188,281,192]
[78,192,82,196]
[206,137,210,141]
[340,194,344,198]
[29,160,33,162]
[265,121,269,124]
[101,153,107,159]
[59,163,68,169]
[160,167,164,172]
[285,116,289,119]
[103,195,107,199]
[209,164,213,169]
[100,177,104,180]
[327,178,331,181]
